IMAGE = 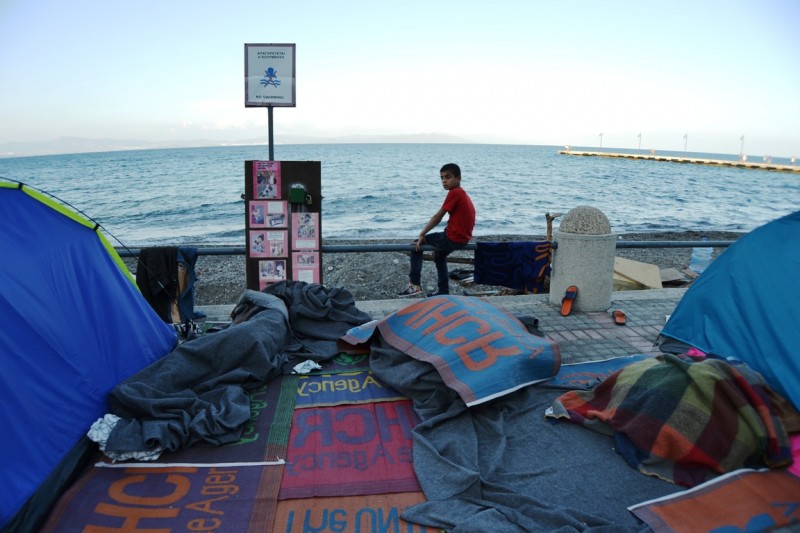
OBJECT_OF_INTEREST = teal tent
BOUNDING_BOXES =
[0,181,177,531]
[660,211,800,410]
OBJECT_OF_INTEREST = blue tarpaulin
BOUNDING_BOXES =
[660,210,800,410]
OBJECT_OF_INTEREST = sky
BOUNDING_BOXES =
[1,0,799,156]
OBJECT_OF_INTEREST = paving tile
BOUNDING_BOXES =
[197,289,687,365]
[546,331,568,342]
[559,330,579,341]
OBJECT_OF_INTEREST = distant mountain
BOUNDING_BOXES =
[0,133,475,158]
[275,133,475,145]
[0,137,215,158]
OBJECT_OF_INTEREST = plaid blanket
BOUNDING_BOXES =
[546,354,795,487]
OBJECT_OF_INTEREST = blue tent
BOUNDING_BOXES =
[660,210,800,410]
[0,181,177,530]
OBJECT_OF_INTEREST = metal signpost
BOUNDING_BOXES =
[244,43,296,160]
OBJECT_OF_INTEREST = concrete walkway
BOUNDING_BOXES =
[196,287,687,365]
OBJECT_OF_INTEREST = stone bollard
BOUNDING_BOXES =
[549,206,616,312]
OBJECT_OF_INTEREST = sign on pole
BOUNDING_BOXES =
[244,43,296,107]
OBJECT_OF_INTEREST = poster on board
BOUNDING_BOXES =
[252,161,281,199]
[291,212,319,250]
[292,252,320,283]
[249,230,287,259]
[258,259,288,290]
[249,200,287,228]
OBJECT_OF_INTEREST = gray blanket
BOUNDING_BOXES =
[369,336,682,532]
[261,280,372,362]
[105,283,371,455]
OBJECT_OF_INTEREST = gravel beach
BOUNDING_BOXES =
[125,231,742,307]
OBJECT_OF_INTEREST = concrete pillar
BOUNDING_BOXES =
[549,206,616,312]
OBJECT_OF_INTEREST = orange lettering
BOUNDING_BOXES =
[396,297,439,319]
[187,518,222,531]
[456,332,520,371]
[205,474,236,484]
[85,502,178,533]
[435,315,489,345]
[186,495,228,515]
[201,484,239,496]
[422,308,468,336]
[109,474,191,505]
[403,299,468,336]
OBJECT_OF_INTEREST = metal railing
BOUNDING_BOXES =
[116,240,735,257]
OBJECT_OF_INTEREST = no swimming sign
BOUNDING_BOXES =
[244,43,296,107]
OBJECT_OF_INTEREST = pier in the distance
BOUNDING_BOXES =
[560,150,800,174]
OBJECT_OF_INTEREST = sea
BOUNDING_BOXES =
[0,144,797,248]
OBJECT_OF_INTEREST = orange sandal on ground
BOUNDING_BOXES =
[560,285,578,316]
[612,309,627,326]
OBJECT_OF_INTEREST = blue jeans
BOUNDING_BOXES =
[409,232,467,294]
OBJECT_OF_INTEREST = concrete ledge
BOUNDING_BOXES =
[195,287,687,323]
[193,287,687,365]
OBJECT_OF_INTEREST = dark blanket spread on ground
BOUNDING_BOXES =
[367,335,682,532]
[104,283,371,455]
[261,280,372,362]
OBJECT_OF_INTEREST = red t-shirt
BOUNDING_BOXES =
[442,186,475,244]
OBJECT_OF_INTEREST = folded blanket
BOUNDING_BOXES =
[263,281,373,362]
[473,241,551,293]
[546,354,796,487]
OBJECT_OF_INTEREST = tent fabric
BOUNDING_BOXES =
[0,181,177,530]
[659,210,800,411]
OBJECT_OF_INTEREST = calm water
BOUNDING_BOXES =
[0,144,797,247]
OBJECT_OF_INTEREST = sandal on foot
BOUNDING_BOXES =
[398,283,423,297]
[560,285,578,316]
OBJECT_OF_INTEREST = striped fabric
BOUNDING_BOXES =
[547,354,795,487]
